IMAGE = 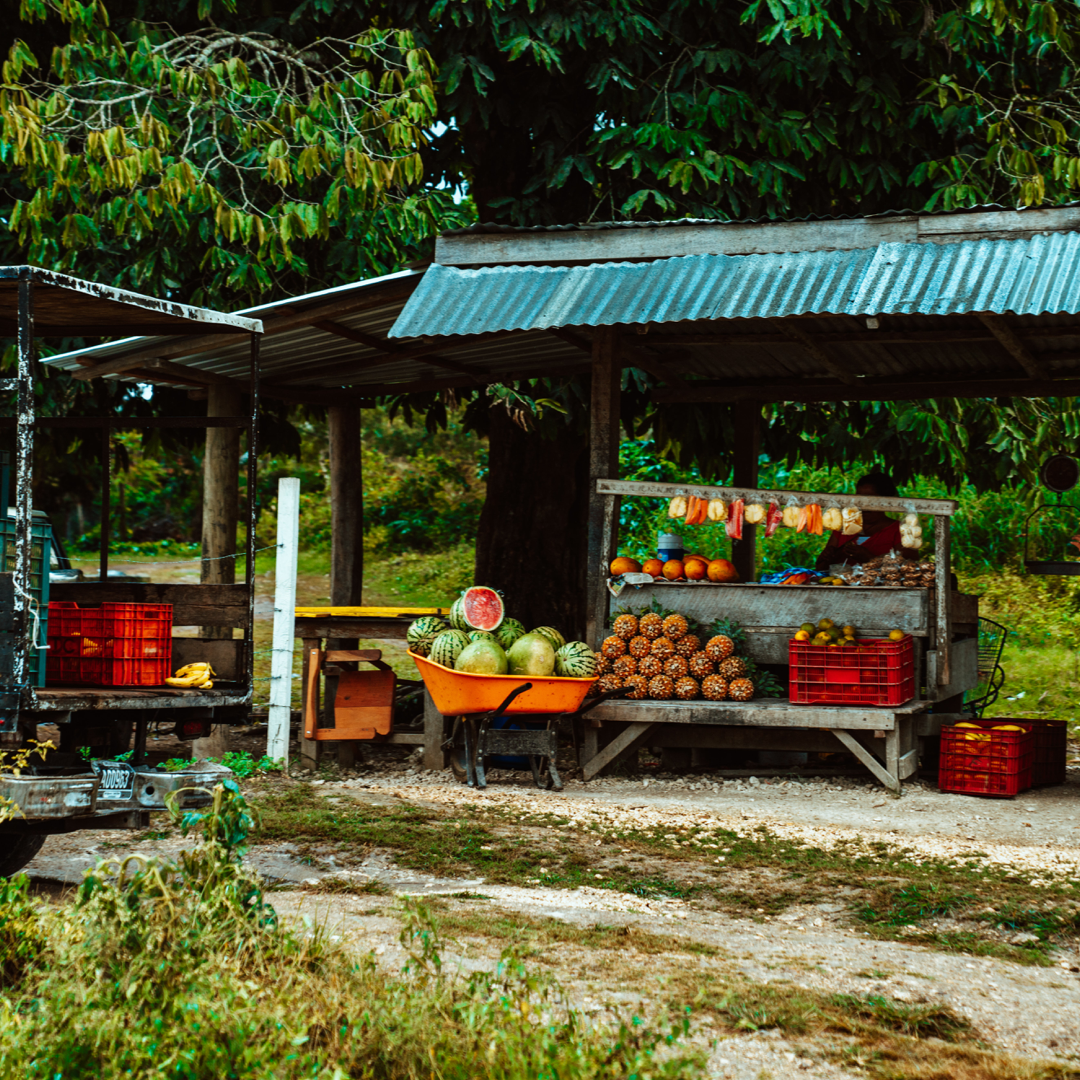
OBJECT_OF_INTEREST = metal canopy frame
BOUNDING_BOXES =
[1,266,263,731]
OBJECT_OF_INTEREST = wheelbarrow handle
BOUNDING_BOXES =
[486,681,533,720]
[572,684,631,720]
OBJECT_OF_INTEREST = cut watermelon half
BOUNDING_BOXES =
[462,586,505,632]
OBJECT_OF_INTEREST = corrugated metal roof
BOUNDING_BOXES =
[391,233,1080,338]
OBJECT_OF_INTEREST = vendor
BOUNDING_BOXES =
[815,471,917,570]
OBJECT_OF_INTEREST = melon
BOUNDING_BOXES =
[495,618,526,650]
[555,641,597,678]
[461,586,505,631]
[429,629,471,668]
[507,632,556,677]
[468,630,497,644]
[531,626,566,650]
[455,639,508,675]
[406,615,447,657]
[448,596,470,632]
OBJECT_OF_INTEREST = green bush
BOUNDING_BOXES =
[0,781,703,1080]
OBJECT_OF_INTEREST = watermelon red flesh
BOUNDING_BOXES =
[462,586,505,631]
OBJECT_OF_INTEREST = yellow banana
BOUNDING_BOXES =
[166,673,205,687]
[174,663,216,678]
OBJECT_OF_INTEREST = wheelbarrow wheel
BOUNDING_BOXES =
[449,743,471,784]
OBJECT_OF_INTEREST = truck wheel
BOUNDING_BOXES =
[0,833,45,878]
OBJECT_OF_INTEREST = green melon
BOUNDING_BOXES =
[555,641,597,678]
[448,595,470,632]
[468,630,497,644]
[406,615,448,657]
[495,618,526,650]
[531,625,566,650]
[429,629,471,668]
[506,632,556,677]
[455,639,509,675]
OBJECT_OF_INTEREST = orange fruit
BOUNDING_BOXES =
[610,556,642,576]
[684,559,708,580]
[662,559,685,581]
[707,558,739,583]
[641,559,664,577]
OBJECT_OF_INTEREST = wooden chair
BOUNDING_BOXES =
[302,647,395,742]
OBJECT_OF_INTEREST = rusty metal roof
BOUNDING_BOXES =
[1,265,262,336]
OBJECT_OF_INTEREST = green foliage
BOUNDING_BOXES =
[215,751,284,778]
[0,780,704,1080]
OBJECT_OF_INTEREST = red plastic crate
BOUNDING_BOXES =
[46,602,173,686]
[939,720,1033,798]
[788,636,915,706]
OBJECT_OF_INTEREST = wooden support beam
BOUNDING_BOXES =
[775,322,858,384]
[652,373,1080,404]
[329,405,365,613]
[311,320,398,352]
[976,313,1050,379]
[830,729,899,792]
[547,326,690,388]
[582,721,654,781]
[586,327,621,648]
[934,515,951,686]
[731,406,761,582]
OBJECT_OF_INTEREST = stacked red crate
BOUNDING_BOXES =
[47,602,172,686]
[789,636,914,707]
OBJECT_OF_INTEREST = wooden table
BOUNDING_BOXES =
[293,606,449,770]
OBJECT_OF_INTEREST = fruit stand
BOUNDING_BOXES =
[580,478,979,792]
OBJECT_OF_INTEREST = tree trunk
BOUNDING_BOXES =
[474,408,590,638]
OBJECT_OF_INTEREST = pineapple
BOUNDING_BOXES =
[638,655,663,679]
[647,674,675,700]
[649,636,676,660]
[628,635,652,658]
[596,673,622,694]
[718,656,747,680]
[728,677,754,702]
[701,674,728,701]
[688,652,714,679]
[623,673,649,700]
[664,655,689,679]
[662,613,689,641]
[705,635,735,661]
[601,635,627,659]
[613,613,639,640]
[674,676,700,700]
[613,655,637,678]
[675,633,701,658]
[639,612,664,640]
[595,654,612,675]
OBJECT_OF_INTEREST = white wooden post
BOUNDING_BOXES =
[267,477,300,764]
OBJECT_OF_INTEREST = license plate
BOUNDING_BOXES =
[92,760,136,801]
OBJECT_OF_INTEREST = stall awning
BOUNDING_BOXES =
[389,232,1080,339]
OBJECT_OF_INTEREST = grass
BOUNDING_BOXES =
[0,782,705,1080]
[251,784,1080,966]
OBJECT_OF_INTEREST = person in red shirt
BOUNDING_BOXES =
[815,471,918,570]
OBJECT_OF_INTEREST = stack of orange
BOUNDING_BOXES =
[610,555,739,583]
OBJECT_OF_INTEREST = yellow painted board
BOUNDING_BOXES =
[294,606,449,618]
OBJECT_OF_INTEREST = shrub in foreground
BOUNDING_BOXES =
[0,782,701,1080]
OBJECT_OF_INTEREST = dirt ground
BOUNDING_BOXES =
[21,727,1080,1080]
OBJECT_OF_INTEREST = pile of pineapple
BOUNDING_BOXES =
[595,611,755,702]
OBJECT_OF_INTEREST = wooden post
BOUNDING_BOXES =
[731,404,761,583]
[267,478,300,765]
[299,636,322,771]
[934,515,951,686]
[328,406,364,769]
[586,328,621,648]
[193,382,241,761]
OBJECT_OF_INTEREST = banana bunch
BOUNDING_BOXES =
[166,662,216,689]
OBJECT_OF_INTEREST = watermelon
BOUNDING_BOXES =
[448,596,470,631]
[507,632,556,677]
[455,639,509,675]
[462,586,505,631]
[531,626,566,650]
[495,618,526,650]
[555,641,597,678]
[406,615,447,657]
[429,629,471,669]
[468,630,497,644]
